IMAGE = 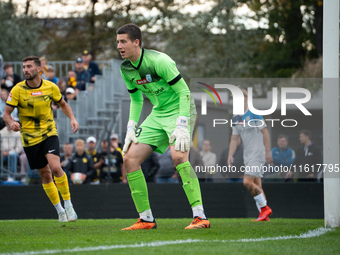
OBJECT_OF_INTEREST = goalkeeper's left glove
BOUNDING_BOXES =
[169,116,190,152]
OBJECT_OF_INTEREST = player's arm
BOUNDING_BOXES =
[57,98,79,134]
[154,54,191,152]
[228,135,239,166]
[168,79,191,152]
[3,105,20,131]
[260,127,273,164]
[121,71,143,155]
[4,86,20,131]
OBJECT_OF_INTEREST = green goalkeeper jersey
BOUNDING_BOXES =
[120,48,191,123]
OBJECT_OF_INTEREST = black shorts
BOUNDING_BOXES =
[24,136,60,169]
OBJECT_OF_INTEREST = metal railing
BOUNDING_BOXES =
[0,136,23,181]
[54,59,127,149]
[1,59,128,184]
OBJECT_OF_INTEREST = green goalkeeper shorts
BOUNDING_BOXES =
[136,98,197,154]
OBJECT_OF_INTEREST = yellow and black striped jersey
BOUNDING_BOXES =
[6,79,62,147]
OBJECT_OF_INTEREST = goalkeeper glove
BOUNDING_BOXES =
[122,120,138,155]
[169,116,190,152]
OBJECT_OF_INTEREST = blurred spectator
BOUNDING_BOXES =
[0,89,19,129]
[19,151,33,184]
[67,70,78,89]
[219,136,244,183]
[82,50,102,83]
[97,139,125,183]
[141,152,159,182]
[200,139,217,182]
[39,56,48,79]
[86,136,99,164]
[45,65,58,84]
[26,165,41,185]
[0,125,22,180]
[60,143,73,173]
[65,87,76,101]
[288,130,322,182]
[189,145,205,181]
[0,54,7,80]
[1,64,22,92]
[74,58,91,91]
[85,136,100,184]
[66,139,96,184]
[52,79,67,112]
[57,78,67,97]
[110,133,123,157]
[270,134,295,181]
[156,147,178,183]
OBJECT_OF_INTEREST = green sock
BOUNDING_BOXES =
[177,161,202,207]
[127,169,150,213]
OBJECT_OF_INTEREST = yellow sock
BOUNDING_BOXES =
[42,182,60,205]
[54,173,71,201]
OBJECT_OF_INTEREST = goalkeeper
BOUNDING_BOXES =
[117,24,210,230]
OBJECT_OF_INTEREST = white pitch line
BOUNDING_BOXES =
[0,227,332,255]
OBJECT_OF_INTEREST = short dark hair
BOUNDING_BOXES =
[3,63,13,70]
[277,134,288,141]
[299,129,311,139]
[22,56,41,66]
[117,24,142,48]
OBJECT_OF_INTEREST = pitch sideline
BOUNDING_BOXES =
[0,227,332,255]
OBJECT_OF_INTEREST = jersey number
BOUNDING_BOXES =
[135,128,142,137]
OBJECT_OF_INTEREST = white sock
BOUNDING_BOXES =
[54,202,65,214]
[140,209,154,222]
[192,204,206,219]
[64,199,73,208]
[256,202,261,213]
[254,193,267,208]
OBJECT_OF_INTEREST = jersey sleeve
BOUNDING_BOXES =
[232,126,239,135]
[6,85,19,107]
[155,54,190,118]
[52,83,63,102]
[252,113,267,130]
[120,69,143,124]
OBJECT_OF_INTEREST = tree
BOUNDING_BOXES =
[0,1,43,61]
[237,0,323,77]
[158,0,263,80]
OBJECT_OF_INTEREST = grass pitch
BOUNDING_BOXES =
[0,218,339,255]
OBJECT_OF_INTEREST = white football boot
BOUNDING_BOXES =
[58,211,68,223]
[65,206,78,222]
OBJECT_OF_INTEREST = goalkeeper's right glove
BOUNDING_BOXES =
[122,120,138,155]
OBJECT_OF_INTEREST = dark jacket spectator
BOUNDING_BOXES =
[98,150,124,183]
[82,50,102,83]
[291,130,322,181]
[156,147,178,183]
[1,63,21,92]
[74,58,91,91]
[293,143,322,180]
[189,146,205,180]
[141,152,159,182]
[66,139,96,183]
